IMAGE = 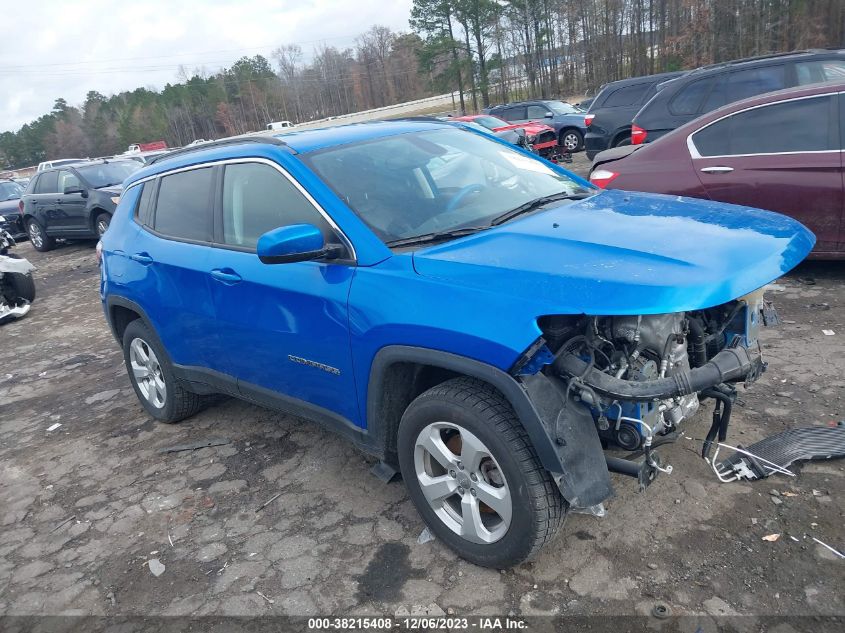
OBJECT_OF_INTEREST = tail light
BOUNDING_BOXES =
[589,168,619,189]
[584,114,595,127]
[630,124,647,145]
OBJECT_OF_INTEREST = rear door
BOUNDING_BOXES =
[31,171,61,233]
[496,105,527,123]
[690,92,842,253]
[128,167,222,372]
[56,170,88,233]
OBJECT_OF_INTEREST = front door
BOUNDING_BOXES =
[56,170,88,233]
[690,93,843,254]
[205,159,360,425]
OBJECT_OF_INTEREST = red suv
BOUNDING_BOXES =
[590,82,845,258]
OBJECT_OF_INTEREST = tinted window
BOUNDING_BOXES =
[604,83,650,107]
[727,65,786,102]
[670,77,713,115]
[497,106,525,121]
[35,171,59,194]
[221,162,331,249]
[702,75,728,112]
[472,115,509,129]
[692,95,835,157]
[526,105,551,119]
[136,182,154,227]
[796,59,845,85]
[546,101,579,114]
[153,167,213,241]
[57,170,81,193]
[76,161,139,188]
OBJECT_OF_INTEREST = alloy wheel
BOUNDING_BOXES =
[28,222,43,249]
[129,338,167,408]
[562,132,580,151]
[414,421,512,544]
[96,216,110,237]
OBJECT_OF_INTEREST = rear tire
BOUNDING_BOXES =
[27,219,54,252]
[122,319,206,423]
[560,129,583,152]
[398,377,566,567]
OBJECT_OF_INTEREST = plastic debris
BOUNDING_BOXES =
[417,527,435,544]
[762,534,780,542]
[46,423,62,432]
[158,437,230,454]
[148,558,165,577]
[822,329,835,336]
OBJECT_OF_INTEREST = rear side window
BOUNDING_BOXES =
[526,105,550,119]
[35,171,59,194]
[221,162,331,249]
[603,83,650,107]
[691,95,835,157]
[796,59,845,85]
[726,65,786,102]
[153,167,214,241]
[136,182,154,227]
[670,77,714,115]
[497,106,526,121]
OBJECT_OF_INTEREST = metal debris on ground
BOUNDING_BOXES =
[715,425,845,482]
[256,591,274,604]
[46,423,62,432]
[812,538,845,559]
[157,437,230,454]
[417,527,435,544]
[255,492,283,513]
[822,329,835,336]
[148,558,165,577]
[51,515,76,533]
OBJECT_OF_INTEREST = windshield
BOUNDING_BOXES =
[76,161,140,188]
[546,101,580,115]
[472,115,509,130]
[0,181,23,201]
[303,128,591,244]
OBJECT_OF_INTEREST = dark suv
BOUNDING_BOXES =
[21,160,140,251]
[485,100,587,151]
[631,49,845,145]
[584,71,685,159]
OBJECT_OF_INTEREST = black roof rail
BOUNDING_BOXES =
[147,136,289,165]
[689,49,838,74]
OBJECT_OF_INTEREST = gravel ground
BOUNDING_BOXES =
[1,160,843,627]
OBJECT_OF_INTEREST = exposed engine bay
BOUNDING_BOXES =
[529,289,776,496]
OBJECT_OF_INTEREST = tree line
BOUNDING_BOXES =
[2,1,843,169]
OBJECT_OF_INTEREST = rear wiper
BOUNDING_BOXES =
[385,226,488,248]
[490,191,593,226]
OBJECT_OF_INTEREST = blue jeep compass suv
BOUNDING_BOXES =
[100,120,814,567]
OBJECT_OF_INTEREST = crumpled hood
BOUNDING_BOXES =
[412,189,815,315]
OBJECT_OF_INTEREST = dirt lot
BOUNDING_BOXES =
[1,159,843,627]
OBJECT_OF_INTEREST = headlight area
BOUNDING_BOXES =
[512,292,775,504]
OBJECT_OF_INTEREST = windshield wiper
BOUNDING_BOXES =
[385,226,488,248]
[490,191,593,226]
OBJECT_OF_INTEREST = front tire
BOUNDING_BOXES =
[95,212,111,237]
[27,219,54,252]
[122,319,205,423]
[398,377,566,567]
[6,271,35,302]
[560,129,583,152]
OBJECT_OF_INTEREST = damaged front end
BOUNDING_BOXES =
[513,289,776,510]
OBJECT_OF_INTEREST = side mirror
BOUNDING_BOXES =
[64,186,86,196]
[257,223,341,265]
[544,112,553,118]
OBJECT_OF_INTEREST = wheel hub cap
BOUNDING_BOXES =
[414,422,512,544]
[129,338,166,409]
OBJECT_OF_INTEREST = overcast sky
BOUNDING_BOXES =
[0,0,413,133]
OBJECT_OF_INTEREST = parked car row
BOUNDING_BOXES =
[483,99,588,152]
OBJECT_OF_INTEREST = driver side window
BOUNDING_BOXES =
[57,170,81,193]
[221,162,332,249]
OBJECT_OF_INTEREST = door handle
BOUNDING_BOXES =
[700,166,734,174]
[130,252,153,265]
[210,268,242,284]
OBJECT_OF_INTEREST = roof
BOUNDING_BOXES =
[686,48,844,76]
[124,120,449,186]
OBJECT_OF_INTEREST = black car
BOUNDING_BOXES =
[584,71,685,159]
[631,49,845,145]
[0,180,27,241]
[20,160,140,252]
[485,99,588,152]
